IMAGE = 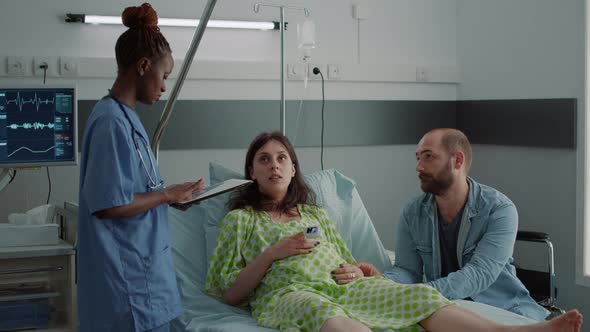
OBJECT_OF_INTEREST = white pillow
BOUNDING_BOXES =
[169,204,209,288]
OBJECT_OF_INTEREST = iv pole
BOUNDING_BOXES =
[254,3,310,135]
[151,0,218,160]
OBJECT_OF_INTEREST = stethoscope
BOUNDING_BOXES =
[108,91,164,191]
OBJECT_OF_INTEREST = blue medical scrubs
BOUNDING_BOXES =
[78,98,181,331]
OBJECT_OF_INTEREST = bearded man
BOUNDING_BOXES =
[354,128,549,321]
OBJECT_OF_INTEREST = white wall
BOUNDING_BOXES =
[0,0,458,66]
[0,0,458,251]
[457,0,589,323]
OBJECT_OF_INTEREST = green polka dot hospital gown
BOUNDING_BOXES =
[206,205,451,332]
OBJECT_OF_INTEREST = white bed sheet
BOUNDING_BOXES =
[171,294,534,332]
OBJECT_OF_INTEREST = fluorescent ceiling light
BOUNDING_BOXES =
[66,14,278,30]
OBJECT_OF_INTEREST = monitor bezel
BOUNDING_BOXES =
[0,84,78,169]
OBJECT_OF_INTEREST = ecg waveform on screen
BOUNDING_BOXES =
[4,92,55,112]
[0,88,75,164]
[6,122,55,130]
[7,145,56,158]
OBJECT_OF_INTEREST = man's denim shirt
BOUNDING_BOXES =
[384,177,549,321]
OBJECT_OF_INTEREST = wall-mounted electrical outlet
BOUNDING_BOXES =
[7,56,27,76]
[59,57,79,77]
[33,57,56,77]
[327,64,342,79]
[308,64,327,79]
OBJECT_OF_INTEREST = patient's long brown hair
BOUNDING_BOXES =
[229,132,316,214]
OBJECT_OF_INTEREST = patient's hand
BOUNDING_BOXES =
[356,262,383,277]
[265,232,319,261]
[331,263,365,285]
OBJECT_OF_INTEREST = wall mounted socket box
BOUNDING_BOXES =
[7,56,27,76]
[33,57,56,77]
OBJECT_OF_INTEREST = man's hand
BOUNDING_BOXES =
[356,262,383,277]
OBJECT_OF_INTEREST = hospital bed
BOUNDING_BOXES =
[167,162,537,332]
[143,4,535,329]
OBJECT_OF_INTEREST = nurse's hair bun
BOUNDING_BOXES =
[122,3,159,32]
[115,2,170,71]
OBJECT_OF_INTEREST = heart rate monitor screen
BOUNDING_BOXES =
[0,87,77,167]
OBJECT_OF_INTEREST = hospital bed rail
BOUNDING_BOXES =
[515,230,565,318]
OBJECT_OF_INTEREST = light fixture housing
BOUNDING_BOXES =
[65,13,279,30]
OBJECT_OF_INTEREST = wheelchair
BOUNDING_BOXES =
[515,231,566,319]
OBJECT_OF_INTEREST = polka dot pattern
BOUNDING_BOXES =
[205,205,451,331]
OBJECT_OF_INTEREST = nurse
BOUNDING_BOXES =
[77,3,203,331]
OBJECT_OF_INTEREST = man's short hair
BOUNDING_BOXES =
[433,128,473,172]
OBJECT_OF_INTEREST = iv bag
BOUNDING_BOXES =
[297,20,316,51]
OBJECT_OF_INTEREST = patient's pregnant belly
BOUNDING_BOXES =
[266,241,345,284]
